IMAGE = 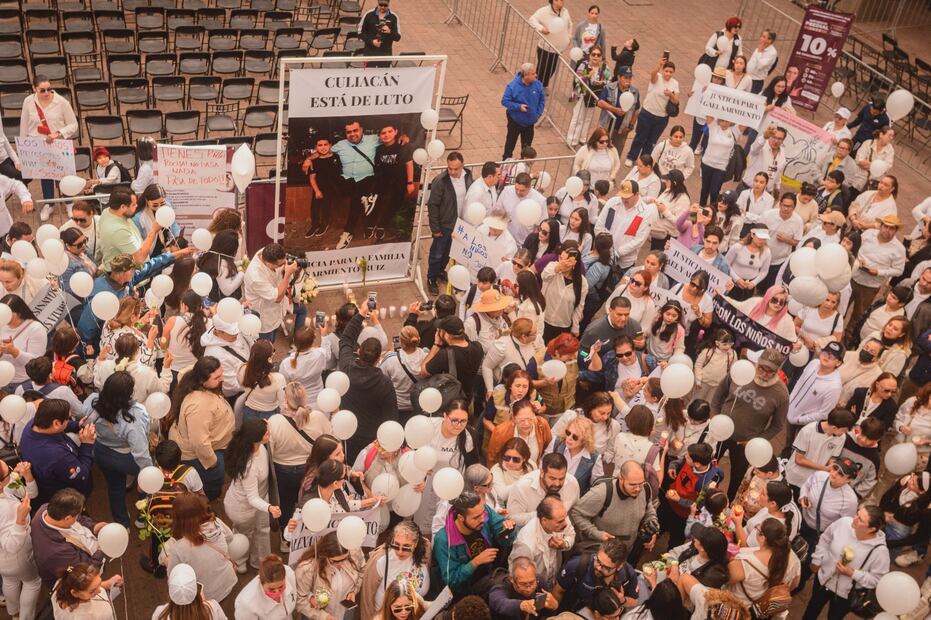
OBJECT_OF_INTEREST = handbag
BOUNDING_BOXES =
[666,99,680,117]
[0,431,20,467]
[846,545,883,618]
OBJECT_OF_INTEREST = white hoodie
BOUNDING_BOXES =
[811,516,889,598]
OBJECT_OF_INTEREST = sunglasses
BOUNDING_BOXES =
[37,88,52,93]
[566,431,580,441]
[71,239,88,248]
[512,260,526,268]
[389,542,415,553]
[72,217,89,225]
[502,454,524,463]
[618,350,634,358]
[630,279,644,287]
[391,605,415,614]
[539,229,550,236]
[769,297,787,306]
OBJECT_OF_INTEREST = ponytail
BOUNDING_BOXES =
[180,291,206,358]
[760,518,789,586]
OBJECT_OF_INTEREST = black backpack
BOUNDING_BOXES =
[105,161,133,183]
[409,348,464,416]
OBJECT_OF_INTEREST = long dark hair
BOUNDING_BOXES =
[242,339,275,389]
[297,532,358,590]
[165,256,196,310]
[765,480,795,536]
[639,579,688,619]
[759,517,790,586]
[523,218,561,260]
[560,239,584,307]
[180,290,207,358]
[762,75,789,107]
[196,229,239,285]
[444,399,478,469]
[593,232,613,265]
[225,417,268,480]
[92,371,136,424]
[663,169,689,201]
[651,300,684,342]
[53,563,102,611]
[164,356,221,432]
[0,293,37,323]
[568,206,592,236]
[300,434,341,493]
[516,269,545,313]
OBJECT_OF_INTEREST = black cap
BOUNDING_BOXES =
[437,316,465,337]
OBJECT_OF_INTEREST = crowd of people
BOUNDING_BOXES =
[0,2,926,620]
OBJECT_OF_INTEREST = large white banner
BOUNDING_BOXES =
[450,218,507,277]
[698,84,767,128]
[284,66,437,285]
[664,238,733,293]
[156,144,235,232]
[762,106,835,190]
[15,137,76,180]
[287,504,382,567]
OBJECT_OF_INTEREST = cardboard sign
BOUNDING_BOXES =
[15,137,76,180]
[699,84,767,128]
[664,238,733,293]
[450,218,508,276]
[287,504,382,567]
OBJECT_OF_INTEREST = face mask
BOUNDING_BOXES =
[263,587,283,602]
[859,350,875,364]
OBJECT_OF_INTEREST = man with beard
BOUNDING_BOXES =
[506,453,580,526]
[370,123,414,239]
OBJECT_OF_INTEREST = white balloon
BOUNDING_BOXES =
[145,392,171,420]
[35,224,60,246]
[744,438,773,467]
[830,81,845,98]
[569,46,583,62]
[301,498,331,532]
[693,63,712,86]
[91,291,120,321]
[717,35,729,52]
[787,299,803,316]
[876,572,920,615]
[788,247,818,278]
[821,262,852,293]
[516,199,542,227]
[377,421,405,452]
[227,534,249,562]
[59,175,86,197]
[40,239,65,263]
[330,410,358,441]
[668,353,693,369]
[399,451,427,484]
[138,466,165,494]
[325,371,351,396]
[464,202,487,226]
[447,264,471,291]
[0,360,14,388]
[549,16,566,33]
[392,483,422,517]
[336,515,366,549]
[564,176,584,197]
[238,314,261,338]
[789,275,828,307]
[25,258,48,280]
[886,88,915,122]
[536,171,552,192]
[0,304,10,327]
[433,467,465,501]
[372,472,401,502]
[414,446,438,471]
[0,394,26,423]
[426,139,445,160]
[708,415,734,441]
[316,388,341,414]
[50,252,69,276]
[144,289,163,310]
[191,228,214,252]
[541,359,568,381]
[418,387,443,414]
[660,363,694,398]
[618,91,636,111]
[151,274,174,298]
[873,613,897,620]
[885,442,918,475]
[97,523,129,558]
[789,347,810,367]
[412,148,429,166]
[231,143,256,193]
[405,415,435,449]
[155,206,176,228]
[190,272,213,297]
[869,159,890,179]
[216,297,243,323]
[729,359,756,386]
[10,240,36,263]
[420,109,439,130]
[814,244,849,279]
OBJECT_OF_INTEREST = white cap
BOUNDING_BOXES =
[836,107,851,120]
[168,564,198,606]
[211,316,240,336]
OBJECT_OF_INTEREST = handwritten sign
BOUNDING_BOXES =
[15,138,76,180]
[664,238,733,292]
[287,504,382,567]
[712,294,793,354]
[156,144,234,231]
[450,218,507,276]
[699,84,766,128]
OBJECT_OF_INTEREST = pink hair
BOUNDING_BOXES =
[747,285,789,329]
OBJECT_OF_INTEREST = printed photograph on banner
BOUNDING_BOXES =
[783,6,854,112]
[284,66,437,283]
[763,107,834,189]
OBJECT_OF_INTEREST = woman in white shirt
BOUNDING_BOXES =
[20,77,79,203]
[152,563,227,620]
[572,127,620,187]
[94,332,172,403]
[848,173,898,232]
[699,117,738,207]
[734,480,800,547]
[378,325,428,417]
[851,126,895,193]
[0,294,48,390]
[649,168,690,249]
[822,108,853,143]
[51,564,122,620]
[739,171,776,226]
[238,339,286,420]
[515,270,546,343]
[358,521,431,618]
[0,260,45,306]
[0,460,40,620]
[195,230,243,302]
[794,291,844,354]
[733,285,799,344]
[650,125,695,180]
[490,436,537,507]
[623,154,661,200]
[99,296,158,367]
[279,325,328,408]
[555,173,600,226]
[162,290,209,386]
[602,269,656,328]
[725,227,772,301]
[131,138,156,196]
[727,518,800,619]
[234,555,297,620]
[541,241,588,341]
[725,54,752,91]
[480,317,540,397]
[562,207,594,256]
[626,57,679,166]
[222,418,281,571]
[675,270,714,338]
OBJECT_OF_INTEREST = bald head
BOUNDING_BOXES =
[618,460,646,497]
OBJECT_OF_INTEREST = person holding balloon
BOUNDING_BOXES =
[132,185,183,258]
[51,562,123,620]
[292,530,364,620]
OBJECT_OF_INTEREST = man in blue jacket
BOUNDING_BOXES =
[501,63,546,160]
[847,96,890,152]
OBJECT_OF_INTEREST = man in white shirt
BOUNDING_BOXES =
[759,192,803,288]
[200,316,254,399]
[464,161,500,216]
[784,407,856,490]
[785,342,845,447]
[593,179,653,268]
[510,495,576,589]
[59,200,101,265]
[496,171,546,245]
[507,453,581,526]
[741,125,787,195]
[746,29,779,93]
[243,243,299,341]
[850,214,906,328]
[905,266,931,319]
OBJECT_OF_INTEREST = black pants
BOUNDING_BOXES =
[343,176,375,238]
[543,322,571,343]
[721,437,750,497]
[0,157,21,180]
[274,463,305,530]
[657,500,688,549]
[802,576,852,620]
[794,522,821,594]
[536,46,560,87]
[503,114,535,160]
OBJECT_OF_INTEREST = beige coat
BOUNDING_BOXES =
[168,390,234,468]
[294,548,365,619]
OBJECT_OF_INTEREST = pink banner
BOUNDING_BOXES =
[784,5,855,112]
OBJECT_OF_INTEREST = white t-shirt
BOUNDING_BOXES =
[797,306,843,340]
[642,76,679,117]
[703,123,737,170]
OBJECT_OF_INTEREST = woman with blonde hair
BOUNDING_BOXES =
[0,259,44,305]
[279,325,328,409]
[294,532,364,619]
[480,317,541,398]
[572,127,620,187]
[866,315,912,376]
[99,296,157,367]
[546,415,602,494]
[378,325,428,424]
[377,579,426,620]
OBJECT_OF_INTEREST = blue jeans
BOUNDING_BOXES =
[886,520,927,557]
[258,331,276,342]
[40,178,55,200]
[293,303,307,332]
[183,450,225,501]
[274,463,305,529]
[743,127,759,155]
[750,79,764,94]
[427,228,453,282]
[689,118,709,151]
[627,109,669,161]
[95,444,142,526]
[699,163,728,206]
[243,404,278,420]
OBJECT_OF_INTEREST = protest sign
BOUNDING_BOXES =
[15,137,76,180]
[156,144,235,231]
[784,6,855,112]
[699,84,766,127]
[664,239,733,292]
[762,107,835,190]
[288,504,381,566]
[30,282,68,331]
[450,218,507,276]
[712,294,794,354]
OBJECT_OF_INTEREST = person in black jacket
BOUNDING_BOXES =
[426,153,473,295]
[843,374,899,432]
[879,471,931,568]
[338,304,399,463]
[403,294,457,349]
[359,0,400,67]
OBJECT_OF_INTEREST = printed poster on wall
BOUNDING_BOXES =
[15,138,76,180]
[155,143,235,232]
[783,5,855,112]
[761,107,835,190]
[284,66,436,285]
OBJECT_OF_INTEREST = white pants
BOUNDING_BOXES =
[567,99,595,146]
[228,508,270,570]
[2,564,41,620]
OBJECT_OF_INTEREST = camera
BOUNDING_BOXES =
[421,300,434,311]
[286,254,310,269]
[638,517,661,541]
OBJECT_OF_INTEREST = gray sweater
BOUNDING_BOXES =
[711,375,789,442]
[569,479,657,548]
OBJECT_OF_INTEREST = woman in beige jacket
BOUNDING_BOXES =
[359,521,432,620]
[294,531,365,619]
[572,127,621,188]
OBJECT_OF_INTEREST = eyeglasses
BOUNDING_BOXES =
[594,556,618,573]
[502,454,524,463]
[72,217,89,225]
[769,297,787,307]
[391,605,414,614]
[447,417,468,427]
[590,52,602,57]
[566,431,581,441]
[389,542,416,553]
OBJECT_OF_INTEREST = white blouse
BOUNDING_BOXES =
[0,320,48,385]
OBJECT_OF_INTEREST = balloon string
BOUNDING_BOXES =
[119,556,128,620]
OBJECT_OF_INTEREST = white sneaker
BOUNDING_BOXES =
[39,203,53,221]
[624,159,633,167]
[336,232,352,249]
[895,549,922,567]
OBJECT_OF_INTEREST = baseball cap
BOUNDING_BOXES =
[437,316,465,337]
[822,340,845,362]
[750,225,770,240]
[212,316,240,335]
[617,66,633,78]
[835,107,851,120]
[833,456,860,478]
[93,146,111,159]
[168,564,198,605]
[110,253,139,273]
[719,189,738,207]
[757,348,785,371]
[618,179,639,198]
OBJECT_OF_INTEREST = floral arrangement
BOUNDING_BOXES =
[357,257,369,287]
[135,498,172,543]
[297,275,320,305]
